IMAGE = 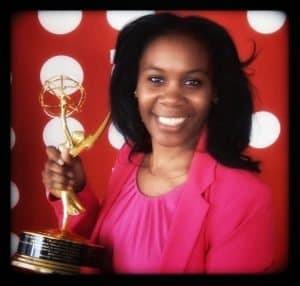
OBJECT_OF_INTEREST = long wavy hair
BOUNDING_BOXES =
[110,12,260,172]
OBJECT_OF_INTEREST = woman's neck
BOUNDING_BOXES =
[144,142,197,179]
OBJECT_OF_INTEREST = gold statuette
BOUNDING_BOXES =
[12,75,110,274]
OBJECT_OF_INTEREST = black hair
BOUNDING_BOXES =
[110,12,260,172]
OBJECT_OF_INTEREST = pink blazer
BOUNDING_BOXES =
[50,137,275,274]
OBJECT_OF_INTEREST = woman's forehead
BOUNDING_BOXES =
[139,34,210,73]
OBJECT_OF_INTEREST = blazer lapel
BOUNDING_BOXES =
[160,152,216,272]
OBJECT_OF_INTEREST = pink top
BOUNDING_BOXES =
[99,165,184,273]
[49,132,275,273]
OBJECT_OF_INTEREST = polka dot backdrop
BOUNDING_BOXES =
[11,10,288,271]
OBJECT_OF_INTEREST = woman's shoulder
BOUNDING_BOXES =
[118,142,132,156]
[195,152,269,192]
[210,160,272,208]
[111,142,132,165]
[113,142,143,168]
[215,162,267,188]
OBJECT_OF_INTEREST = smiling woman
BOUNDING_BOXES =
[134,34,215,196]
[135,34,213,151]
[41,12,276,274]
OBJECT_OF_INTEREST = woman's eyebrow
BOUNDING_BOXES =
[141,66,208,75]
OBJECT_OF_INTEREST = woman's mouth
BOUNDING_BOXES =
[157,116,187,127]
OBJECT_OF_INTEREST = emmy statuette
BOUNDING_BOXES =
[11,75,110,274]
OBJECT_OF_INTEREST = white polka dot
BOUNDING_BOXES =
[110,49,115,64]
[250,111,281,148]
[108,123,125,149]
[11,181,20,209]
[43,117,84,148]
[40,55,84,88]
[106,10,155,30]
[38,10,82,34]
[11,233,20,256]
[247,11,286,34]
[11,127,16,149]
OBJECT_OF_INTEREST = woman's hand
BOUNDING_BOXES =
[42,146,86,199]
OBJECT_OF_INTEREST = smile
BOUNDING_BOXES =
[157,116,187,126]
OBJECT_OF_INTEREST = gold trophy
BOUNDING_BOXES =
[11,75,110,274]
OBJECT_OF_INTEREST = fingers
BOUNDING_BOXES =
[43,146,76,198]
[46,146,73,166]
[60,148,73,165]
[43,146,86,198]
[42,169,74,188]
[44,159,64,174]
[43,160,74,182]
[46,146,61,162]
[42,168,75,198]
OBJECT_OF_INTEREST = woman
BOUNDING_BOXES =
[42,12,275,273]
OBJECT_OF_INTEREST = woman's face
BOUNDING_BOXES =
[136,33,214,149]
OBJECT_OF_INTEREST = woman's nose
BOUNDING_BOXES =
[159,82,183,105]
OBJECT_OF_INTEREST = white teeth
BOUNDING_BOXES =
[158,116,186,126]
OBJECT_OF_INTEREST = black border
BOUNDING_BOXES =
[4,1,297,285]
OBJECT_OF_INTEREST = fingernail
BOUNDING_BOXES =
[57,159,64,166]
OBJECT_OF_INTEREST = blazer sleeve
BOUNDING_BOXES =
[47,184,100,239]
[205,172,276,274]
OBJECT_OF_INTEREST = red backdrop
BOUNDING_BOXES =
[10,10,289,272]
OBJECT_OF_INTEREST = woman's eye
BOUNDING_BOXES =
[149,76,164,84]
[184,79,202,87]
